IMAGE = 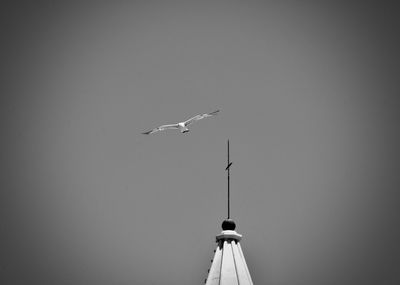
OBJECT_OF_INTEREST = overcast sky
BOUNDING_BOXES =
[1,1,400,284]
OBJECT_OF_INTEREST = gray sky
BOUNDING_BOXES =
[1,1,399,284]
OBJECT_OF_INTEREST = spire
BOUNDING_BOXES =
[204,220,254,285]
[204,141,254,284]
[226,140,232,219]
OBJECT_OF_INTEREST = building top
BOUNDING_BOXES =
[204,141,254,284]
[205,219,254,285]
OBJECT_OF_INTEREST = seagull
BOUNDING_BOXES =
[142,110,220,135]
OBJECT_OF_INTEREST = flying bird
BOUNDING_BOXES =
[142,110,220,135]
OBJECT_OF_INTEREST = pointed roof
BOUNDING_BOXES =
[205,219,254,285]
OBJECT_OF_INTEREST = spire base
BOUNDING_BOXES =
[216,230,242,242]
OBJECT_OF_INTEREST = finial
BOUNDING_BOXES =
[222,219,236,231]
[226,140,232,219]
[222,140,236,231]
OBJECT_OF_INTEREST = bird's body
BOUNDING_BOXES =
[178,122,190,133]
[142,110,219,135]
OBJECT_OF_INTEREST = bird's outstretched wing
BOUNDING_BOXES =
[183,110,220,126]
[142,123,179,135]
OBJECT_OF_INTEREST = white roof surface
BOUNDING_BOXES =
[205,230,254,285]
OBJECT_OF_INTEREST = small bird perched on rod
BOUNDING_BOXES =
[142,110,219,135]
